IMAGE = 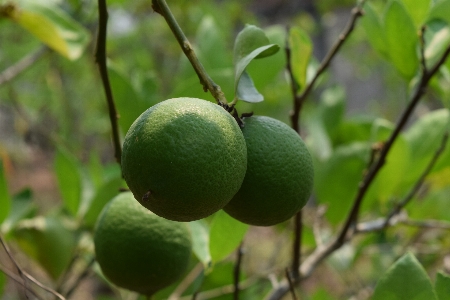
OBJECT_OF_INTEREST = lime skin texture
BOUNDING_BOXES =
[223,116,314,226]
[121,97,247,222]
[94,192,192,296]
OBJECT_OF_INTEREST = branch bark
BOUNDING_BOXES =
[95,0,122,166]
[152,0,228,106]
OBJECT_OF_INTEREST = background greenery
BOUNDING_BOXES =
[0,0,450,299]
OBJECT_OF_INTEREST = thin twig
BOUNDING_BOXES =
[63,257,95,299]
[0,264,42,300]
[22,270,66,300]
[400,219,450,230]
[335,43,450,246]
[419,26,427,76]
[291,212,302,281]
[0,234,29,298]
[95,0,122,165]
[151,0,228,106]
[233,242,244,300]
[381,131,449,228]
[285,268,298,300]
[266,18,450,300]
[0,47,48,86]
[290,3,365,132]
[168,263,203,300]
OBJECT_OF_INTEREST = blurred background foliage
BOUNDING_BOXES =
[1,0,450,299]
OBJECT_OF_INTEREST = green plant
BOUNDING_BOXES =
[121,97,247,222]
[94,192,192,296]
[0,0,450,299]
[223,115,314,226]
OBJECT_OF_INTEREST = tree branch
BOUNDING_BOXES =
[95,0,122,166]
[151,0,228,106]
[0,47,48,86]
[0,235,66,300]
[0,264,42,300]
[233,242,244,300]
[290,3,365,132]
[266,19,450,300]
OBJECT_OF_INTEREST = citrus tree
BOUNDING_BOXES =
[0,0,450,299]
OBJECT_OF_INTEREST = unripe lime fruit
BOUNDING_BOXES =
[94,192,192,296]
[121,97,247,222]
[223,116,314,226]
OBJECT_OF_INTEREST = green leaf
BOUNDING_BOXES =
[7,2,90,60]
[427,0,450,24]
[188,220,212,268]
[54,148,82,216]
[13,216,78,279]
[288,26,313,90]
[362,2,388,57]
[1,189,36,235]
[209,210,248,263]
[233,25,280,102]
[314,142,370,224]
[403,109,450,186]
[82,177,124,228]
[435,271,450,300]
[424,20,450,67]
[383,0,419,79]
[400,0,431,27]
[372,252,437,300]
[236,70,264,103]
[108,64,153,135]
[365,136,411,206]
[0,160,11,224]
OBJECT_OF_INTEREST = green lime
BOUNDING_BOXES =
[94,192,192,296]
[223,116,314,226]
[121,97,247,222]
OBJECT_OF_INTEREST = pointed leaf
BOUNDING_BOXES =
[236,70,264,103]
[233,25,279,101]
[400,0,431,27]
[1,189,36,234]
[188,220,211,268]
[288,26,313,90]
[108,64,151,134]
[427,0,450,24]
[209,210,248,263]
[0,160,11,224]
[361,2,388,57]
[424,20,450,67]
[7,2,90,60]
[12,216,78,279]
[435,271,450,300]
[372,252,437,300]
[384,0,419,79]
[82,177,124,228]
[54,148,82,216]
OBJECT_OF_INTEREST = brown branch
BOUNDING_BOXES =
[291,212,302,281]
[0,47,48,86]
[152,0,228,106]
[0,264,42,300]
[95,0,122,166]
[63,257,95,299]
[266,20,450,300]
[233,242,244,300]
[290,3,365,132]
[285,268,298,300]
[0,235,66,300]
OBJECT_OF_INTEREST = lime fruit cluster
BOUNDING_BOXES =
[94,192,192,296]
[121,97,247,222]
[223,116,314,226]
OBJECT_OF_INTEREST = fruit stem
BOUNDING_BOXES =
[152,0,229,107]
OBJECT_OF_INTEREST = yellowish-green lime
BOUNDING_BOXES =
[94,192,192,296]
[121,97,247,222]
[223,116,314,226]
